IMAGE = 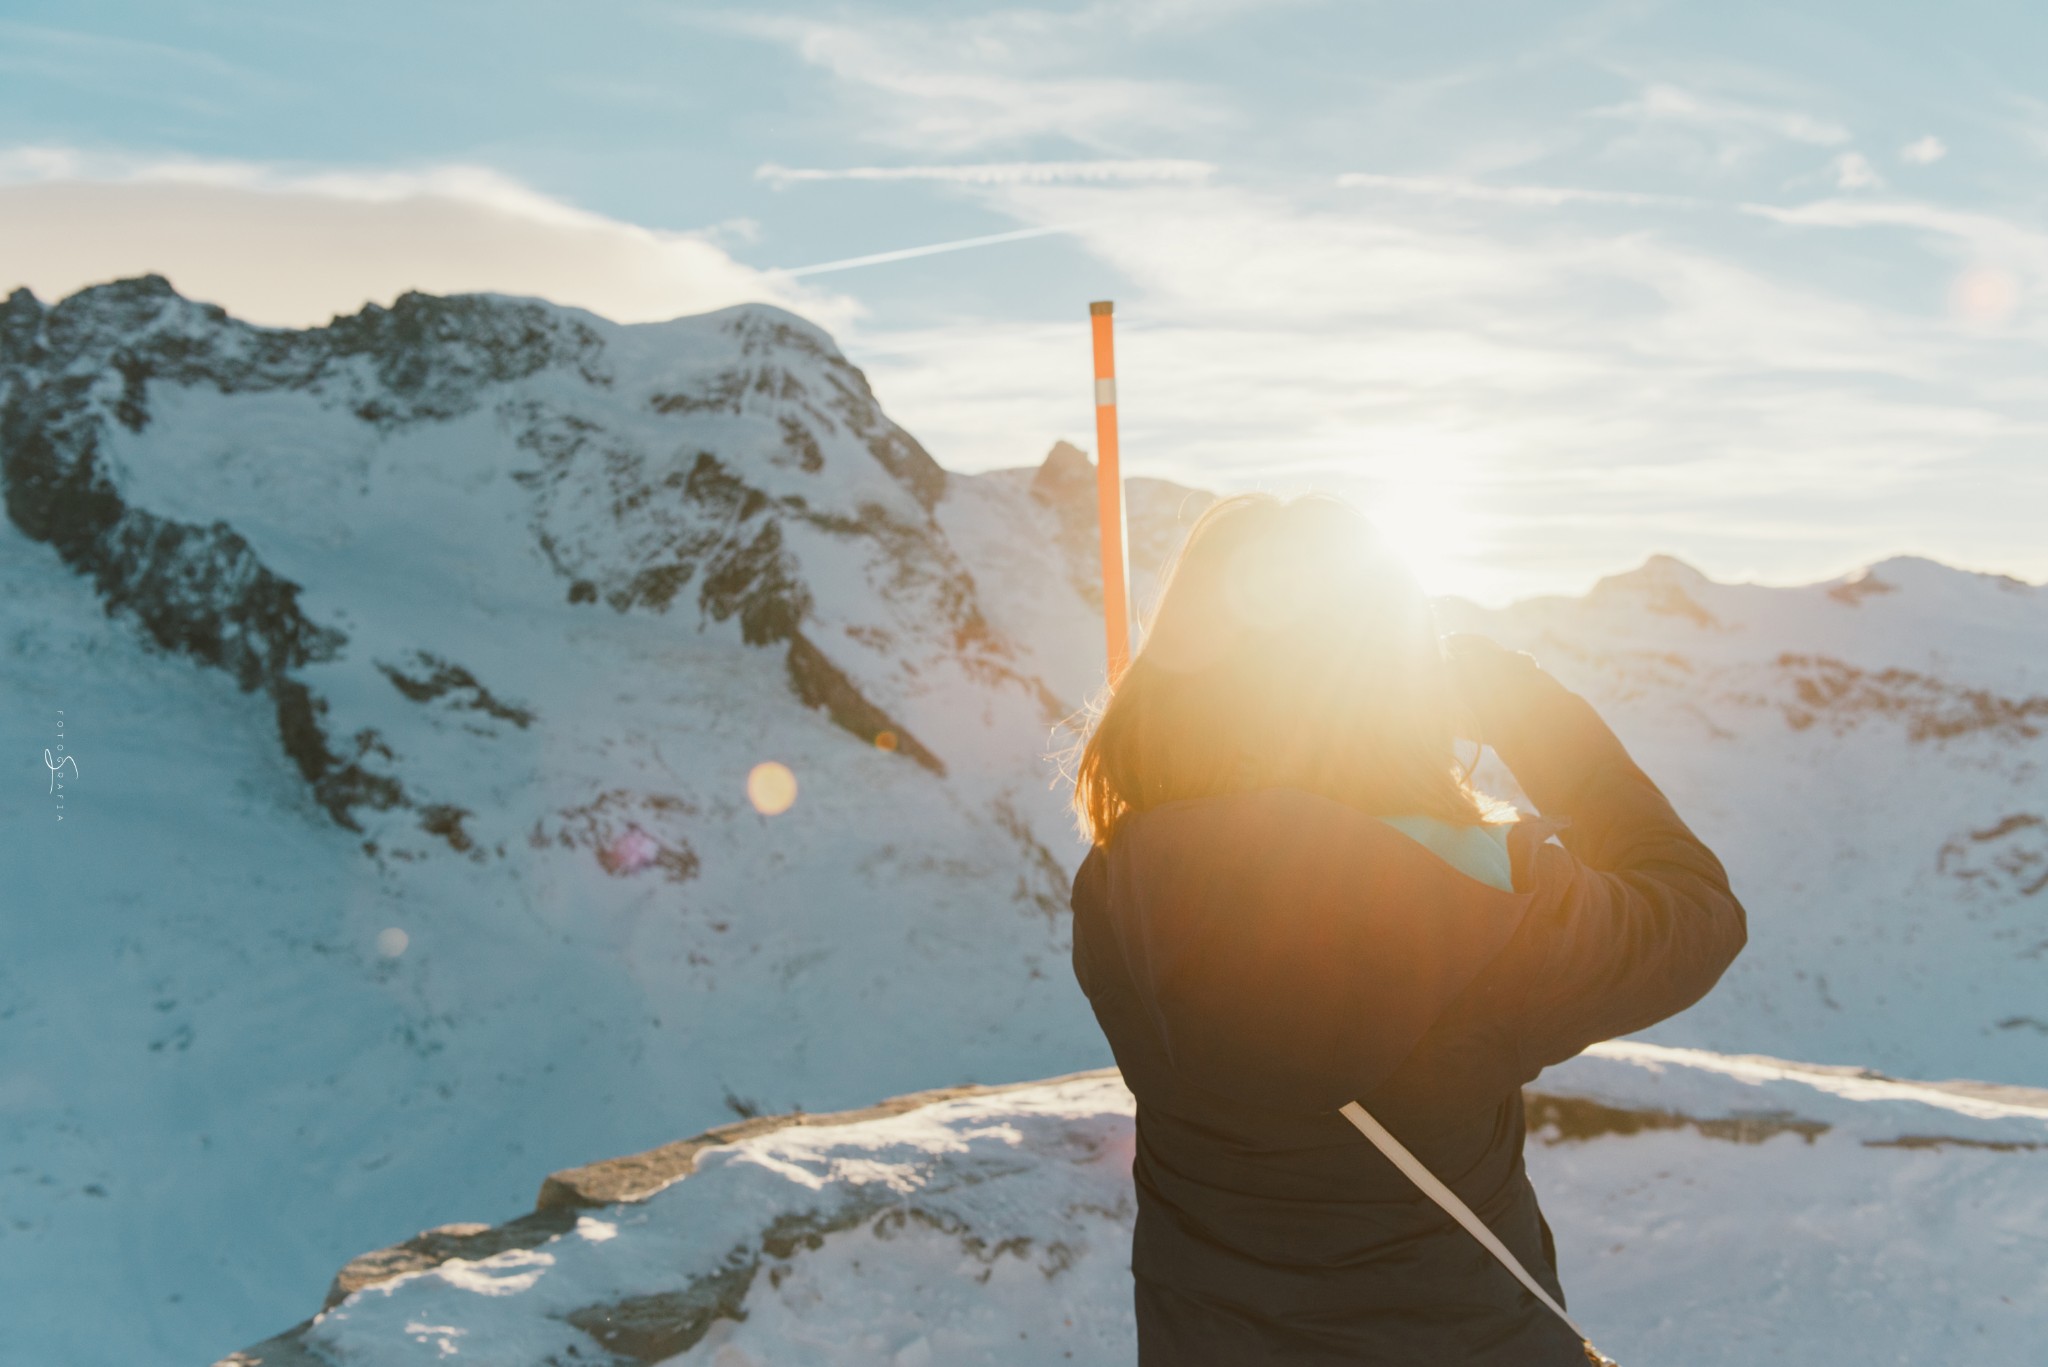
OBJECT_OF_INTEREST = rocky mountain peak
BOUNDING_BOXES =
[711,300,840,362]
[1,277,1051,847]
[1,285,46,366]
[1030,439,1094,506]
[1861,554,2039,596]
[1615,552,1710,587]
[1585,553,1720,627]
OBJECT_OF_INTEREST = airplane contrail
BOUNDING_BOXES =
[774,224,1083,277]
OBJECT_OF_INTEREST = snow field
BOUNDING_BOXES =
[288,1049,2048,1367]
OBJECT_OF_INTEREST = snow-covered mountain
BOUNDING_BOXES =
[2,277,2043,1365]
[0,277,1208,1367]
[226,1045,2048,1367]
[1445,553,2048,1084]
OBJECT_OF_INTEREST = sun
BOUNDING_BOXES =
[1346,473,1485,602]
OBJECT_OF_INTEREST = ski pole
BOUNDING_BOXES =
[1089,300,1133,679]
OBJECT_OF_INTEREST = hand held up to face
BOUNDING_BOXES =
[1439,633,1542,748]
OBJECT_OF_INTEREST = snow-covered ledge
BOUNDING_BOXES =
[219,1048,2048,1367]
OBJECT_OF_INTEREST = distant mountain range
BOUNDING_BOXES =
[2,277,2042,1365]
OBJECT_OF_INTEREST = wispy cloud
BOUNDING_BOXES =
[758,159,1214,187]
[1591,82,1850,147]
[13,6,2037,600]
[775,224,1082,277]
[1745,196,2048,294]
[845,173,2048,599]
[0,147,847,329]
[0,18,284,104]
[707,4,1252,152]
[1827,151,1884,190]
[1336,171,2046,312]
[0,147,627,225]
[1999,93,2048,159]
[1899,135,1948,165]
[1335,172,1709,212]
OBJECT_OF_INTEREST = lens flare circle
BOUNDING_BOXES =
[1949,266,2018,327]
[747,761,798,815]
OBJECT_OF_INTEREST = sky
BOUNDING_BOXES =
[2,0,2046,604]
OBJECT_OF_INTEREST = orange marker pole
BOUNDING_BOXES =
[1089,300,1132,680]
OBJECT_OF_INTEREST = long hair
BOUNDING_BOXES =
[1071,491,1501,845]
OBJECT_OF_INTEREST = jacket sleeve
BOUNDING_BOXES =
[1444,634,1748,1075]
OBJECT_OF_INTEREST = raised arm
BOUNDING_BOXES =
[1443,634,1748,1076]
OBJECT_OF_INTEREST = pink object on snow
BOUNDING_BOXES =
[601,824,661,875]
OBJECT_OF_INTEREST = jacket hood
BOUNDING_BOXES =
[1100,787,1557,1114]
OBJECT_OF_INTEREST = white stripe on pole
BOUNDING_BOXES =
[1094,377,1117,406]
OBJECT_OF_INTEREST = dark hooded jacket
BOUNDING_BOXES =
[1069,636,1747,1365]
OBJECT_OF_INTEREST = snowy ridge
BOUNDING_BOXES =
[1443,552,2048,1086]
[2,278,2045,1364]
[222,1046,2048,1367]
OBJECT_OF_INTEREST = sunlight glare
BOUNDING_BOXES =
[1350,476,1482,601]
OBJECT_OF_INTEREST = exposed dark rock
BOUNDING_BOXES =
[22,276,607,431]
[1525,1094,1828,1146]
[644,306,943,509]
[681,448,764,517]
[566,1261,760,1363]
[274,681,406,832]
[534,790,700,884]
[622,558,694,611]
[1828,571,1897,606]
[321,290,611,425]
[377,651,536,728]
[213,1336,328,1367]
[1,276,624,844]
[1776,652,2048,741]
[1937,813,2048,897]
[322,1214,578,1310]
[1029,439,1094,506]
[777,413,824,472]
[1,336,418,836]
[797,342,945,511]
[1586,555,1720,628]
[112,352,151,432]
[992,795,1072,921]
[419,803,480,858]
[1863,1133,2045,1152]
[1029,440,1108,610]
[785,630,945,775]
[536,1072,1113,1212]
[650,374,746,415]
[515,390,1018,766]
[700,519,810,645]
[858,423,947,512]
[0,286,47,371]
